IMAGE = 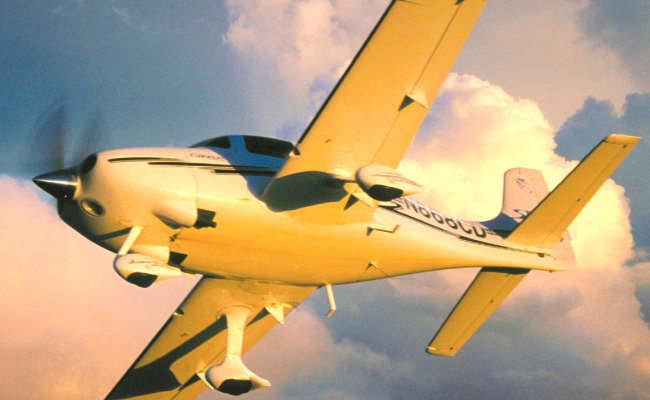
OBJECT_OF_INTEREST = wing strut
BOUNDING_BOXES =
[325,284,337,318]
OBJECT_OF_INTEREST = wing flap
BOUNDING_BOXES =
[506,134,640,248]
[263,0,486,223]
[106,278,315,400]
[427,267,529,357]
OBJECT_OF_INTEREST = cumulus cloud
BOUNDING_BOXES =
[6,74,650,399]
[7,1,650,395]
[395,77,649,395]
[226,74,650,400]
[575,0,650,88]
[403,73,561,220]
[326,75,646,399]
[0,176,197,399]
[224,0,384,97]
[222,0,386,140]
[556,93,650,251]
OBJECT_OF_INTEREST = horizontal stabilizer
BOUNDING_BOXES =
[506,134,640,248]
[427,267,529,357]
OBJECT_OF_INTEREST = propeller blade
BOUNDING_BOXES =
[30,98,68,172]
[73,109,108,165]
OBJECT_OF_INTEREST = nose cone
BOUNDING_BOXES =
[32,168,79,200]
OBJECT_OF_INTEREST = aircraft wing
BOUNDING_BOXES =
[427,267,529,357]
[106,278,316,400]
[263,0,486,223]
[505,134,641,248]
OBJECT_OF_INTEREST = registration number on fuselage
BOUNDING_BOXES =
[381,197,489,240]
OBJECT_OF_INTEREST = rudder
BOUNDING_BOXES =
[506,134,639,249]
[484,168,549,235]
[485,167,576,267]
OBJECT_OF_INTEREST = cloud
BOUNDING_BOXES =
[396,75,648,386]
[222,0,386,141]
[556,93,650,251]
[218,74,650,400]
[223,0,384,97]
[6,74,650,399]
[0,176,197,399]
[5,1,649,397]
[575,0,650,88]
[403,73,560,220]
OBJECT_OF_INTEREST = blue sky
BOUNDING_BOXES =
[1,1,649,399]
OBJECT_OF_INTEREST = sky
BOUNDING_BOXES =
[1,1,649,399]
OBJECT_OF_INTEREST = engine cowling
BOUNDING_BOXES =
[355,164,423,201]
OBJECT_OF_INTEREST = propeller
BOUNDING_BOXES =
[30,98,68,172]
[31,98,108,201]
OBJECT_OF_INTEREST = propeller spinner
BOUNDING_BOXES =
[32,168,79,200]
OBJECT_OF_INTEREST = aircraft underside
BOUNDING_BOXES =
[29,0,639,397]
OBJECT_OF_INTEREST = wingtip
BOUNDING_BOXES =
[604,133,641,146]
[426,346,455,357]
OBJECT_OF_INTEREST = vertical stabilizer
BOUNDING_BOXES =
[484,168,550,236]
[497,168,576,266]
[506,134,640,249]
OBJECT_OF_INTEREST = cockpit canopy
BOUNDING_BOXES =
[191,135,294,159]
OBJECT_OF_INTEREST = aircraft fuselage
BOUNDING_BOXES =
[55,137,558,287]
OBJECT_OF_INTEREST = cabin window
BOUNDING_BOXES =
[190,136,231,149]
[242,136,293,158]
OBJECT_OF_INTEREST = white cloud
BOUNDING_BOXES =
[556,93,650,251]
[406,74,650,397]
[236,74,650,399]
[449,0,636,128]
[223,0,385,101]
[6,74,650,400]
[7,0,650,392]
[0,176,197,399]
[402,73,560,220]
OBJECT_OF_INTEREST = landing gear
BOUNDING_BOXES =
[204,306,271,395]
[112,225,182,287]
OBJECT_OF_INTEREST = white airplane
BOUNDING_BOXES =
[32,1,639,398]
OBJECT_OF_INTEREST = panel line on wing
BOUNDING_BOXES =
[371,1,467,165]
[295,2,398,146]
[412,3,464,93]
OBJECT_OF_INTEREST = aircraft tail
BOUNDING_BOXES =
[485,134,639,265]
[485,167,576,266]
[504,134,639,250]
[485,167,550,235]
[427,134,639,358]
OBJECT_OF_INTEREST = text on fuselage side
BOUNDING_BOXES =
[384,197,489,239]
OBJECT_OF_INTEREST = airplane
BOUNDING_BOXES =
[31,0,639,398]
